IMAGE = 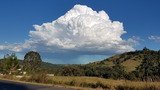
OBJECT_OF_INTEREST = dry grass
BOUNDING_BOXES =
[122,60,140,72]
[1,75,160,90]
[105,61,114,67]
[50,76,160,90]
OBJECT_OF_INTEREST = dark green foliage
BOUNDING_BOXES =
[80,81,109,89]
[23,51,42,73]
[0,47,160,82]
[40,62,65,75]
[20,48,160,81]
[110,63,127,79]
[61,65,85,76]
[125,72,137,80]
[85,47,160,81]
[81,60,127,79]
[84,65,112,78]
[134,54,160,81]
[132,48,160,81]
[65,80,76,86]
[1,53,20,74]
[4,54,19,69]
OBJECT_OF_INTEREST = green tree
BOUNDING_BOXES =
[135,55,156,81]
[61,65,84,76]
[23,51,42,73]
[3,53,19,74]
[111,62,127,79]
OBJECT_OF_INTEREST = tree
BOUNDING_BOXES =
[61,65,84,76]
[3,53,19,74]
[111,62,127,79]
[23,51,42,73]
[135,55,157,81]
[143,47,149,51]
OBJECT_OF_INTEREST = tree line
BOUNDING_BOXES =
[0,51,42,75]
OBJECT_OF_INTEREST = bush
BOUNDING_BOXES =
[2,75,14,80]
[80,82,88,87]
[116,85,135,90]
[65,80,76,86]
[80,81,108,89]
[27,73,52,84]
[19,76,28,81]
[116,85,160,90]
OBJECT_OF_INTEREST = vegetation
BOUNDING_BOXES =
[0,53,19,74]
[1,47,160,81]
[3,75,160,90]
[83,47,160,81]
[23,51,42,74]
[50,76,160,90]
[0,47,160,89]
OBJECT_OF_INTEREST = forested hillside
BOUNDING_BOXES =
[0,47,160,81]
[57,47,160,81]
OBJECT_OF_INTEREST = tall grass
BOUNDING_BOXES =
[2,75,160,90]
[51,76,160,90]
[20,73,53,84]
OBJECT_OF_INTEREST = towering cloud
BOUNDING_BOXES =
[0,5,135,62]
[27,4,134,54]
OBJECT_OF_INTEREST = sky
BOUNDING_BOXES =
[0,0,160,64]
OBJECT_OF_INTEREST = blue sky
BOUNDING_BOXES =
[0,0,160,64]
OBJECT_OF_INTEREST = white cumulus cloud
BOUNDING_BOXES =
[0,43,22,52]
[148,35,160,42]
[27,4,134,54]
[0,4,135,56]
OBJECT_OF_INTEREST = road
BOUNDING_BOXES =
[0,79,74,90]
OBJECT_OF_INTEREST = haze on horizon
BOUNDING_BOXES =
[0,0,160,64]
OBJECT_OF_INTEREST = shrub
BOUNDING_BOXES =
[80,81,105,89]
[116,85,135,90]
[2,75,14,80]
[19,76,28,81]
[65,80,76,86]
[27,73,52,84]
[95,81,104,88]
[80,82,88,87]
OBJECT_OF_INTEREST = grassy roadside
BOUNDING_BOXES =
[50,76,160,90]
[1,75,160,90]
[0,75,97,90]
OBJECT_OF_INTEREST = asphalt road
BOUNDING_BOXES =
[0,79,74,90]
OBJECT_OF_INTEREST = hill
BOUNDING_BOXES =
[0,47,160,81]
[87,47,160,72]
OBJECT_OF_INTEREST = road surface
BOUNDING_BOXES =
[0,79,74,90]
